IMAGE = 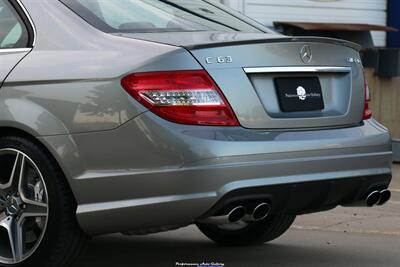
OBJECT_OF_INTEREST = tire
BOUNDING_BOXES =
[0,135,89,267]
[197,214,296,246]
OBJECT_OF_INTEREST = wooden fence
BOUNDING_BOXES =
[365,69,400,139]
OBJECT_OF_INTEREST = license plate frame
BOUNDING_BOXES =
[274,77,324,112]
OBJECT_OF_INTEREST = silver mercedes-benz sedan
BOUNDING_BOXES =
[0,0,393,266]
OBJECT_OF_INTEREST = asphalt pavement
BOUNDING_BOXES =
[76,165,400,267]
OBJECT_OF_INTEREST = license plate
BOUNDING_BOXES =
[274,77,324,112]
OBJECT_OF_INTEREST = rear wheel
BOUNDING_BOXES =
[0,136,89,267]
[197,214,296,246]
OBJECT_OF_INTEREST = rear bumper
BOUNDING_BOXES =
[40,114,392,235]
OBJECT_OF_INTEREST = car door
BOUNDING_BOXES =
[0,0,32,87]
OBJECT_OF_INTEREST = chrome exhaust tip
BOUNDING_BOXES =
[377,189,391,206]
[252,203,271,221]
[198,206,246,225]
[243,203,271,222]
[227,206,247,223]
[366,190,381,207]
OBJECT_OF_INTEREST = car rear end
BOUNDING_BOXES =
[52,0,392,235]
[0,1,392,265]
[73,38,392,234]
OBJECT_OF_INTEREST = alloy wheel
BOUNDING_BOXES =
[0,149,49,264]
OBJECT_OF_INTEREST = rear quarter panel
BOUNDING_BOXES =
[0,0,201,135]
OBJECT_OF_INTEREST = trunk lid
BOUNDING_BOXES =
[119,32,364,129]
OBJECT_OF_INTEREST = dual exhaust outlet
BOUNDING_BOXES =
[199,203,271,225]
[200,189,391,225]
[365,189,391,207]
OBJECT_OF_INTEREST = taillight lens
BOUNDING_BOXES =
[121,70,239,126]
[363,71,372,120]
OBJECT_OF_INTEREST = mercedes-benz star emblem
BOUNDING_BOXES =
[300,45,312,64]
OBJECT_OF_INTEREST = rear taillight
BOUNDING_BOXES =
[121,70,239,126]
[363,71,372,120]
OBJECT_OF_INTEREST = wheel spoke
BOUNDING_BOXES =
[0,152,22,190]
[17,155,27,201]
[16,155,48,217]
[0,212,6,223]
[11,153,23,189]
[22,200,48,218]
[0,215,24,262]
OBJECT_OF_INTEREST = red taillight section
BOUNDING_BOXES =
[363,71,372,120]
[121,70,239,126]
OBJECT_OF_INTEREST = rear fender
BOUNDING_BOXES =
[0,97,68,136]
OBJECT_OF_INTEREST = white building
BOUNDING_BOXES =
[220,0,388,47]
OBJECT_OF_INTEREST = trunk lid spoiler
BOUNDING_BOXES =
[115,32,361,51]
